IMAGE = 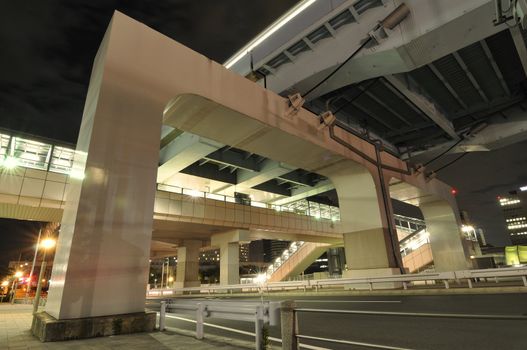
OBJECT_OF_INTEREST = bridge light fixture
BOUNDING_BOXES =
[224,0,317,69]
[3,156,18,169]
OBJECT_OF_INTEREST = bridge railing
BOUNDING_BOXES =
[279,300,527,350]
[147,266,527,297]
[157,299,281,350]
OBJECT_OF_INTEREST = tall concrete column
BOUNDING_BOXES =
[328,163,401,280]
[220,242,240,285]
[175,240,201,288]
[420,200,471,271]
[212,230,248,286]
[33,16,160,341]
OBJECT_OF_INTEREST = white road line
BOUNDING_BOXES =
[296,300,402,303]
[163,314,330,350]
[298,334,415,350]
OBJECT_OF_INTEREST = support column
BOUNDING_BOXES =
[32,18,159,341]
[328,163,401,285]
[220,242,240,286]
[175,240,201,289]
[212,230,248,286]
[420,200,471,271]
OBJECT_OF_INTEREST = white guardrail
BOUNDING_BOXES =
[158,299,281,349]
[147,267,527,297]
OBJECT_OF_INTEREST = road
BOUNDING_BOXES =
[147,293,527,349]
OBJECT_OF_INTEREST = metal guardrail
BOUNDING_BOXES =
[147,267,527,297]
[281,303,527,350]
[158,299,281,349]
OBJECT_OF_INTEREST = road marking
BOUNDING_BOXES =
[298,334,415,350]
[295,308,527,320]
[163,314,330,350]
[296,300,402,303]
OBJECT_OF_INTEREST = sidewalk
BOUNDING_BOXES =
[0,304,249,349]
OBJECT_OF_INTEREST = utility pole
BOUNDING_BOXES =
[26,226,42,302]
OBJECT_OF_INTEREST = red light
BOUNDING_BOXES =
[450,188,458,196]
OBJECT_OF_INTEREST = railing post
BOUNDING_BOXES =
[443,280,450,289]
[196,302,204,339]
[522,275,527,287]
[159,301,166,331]
[280,300,298,350]
[255,305,264,350]
[467,278,473,289]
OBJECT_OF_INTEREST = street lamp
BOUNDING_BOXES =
[33,237,56,313]
[10,271,23,304]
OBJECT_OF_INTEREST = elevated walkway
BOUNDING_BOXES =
[0,166,342,246]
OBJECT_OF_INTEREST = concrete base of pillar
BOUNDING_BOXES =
[343,268,402,290]
[31,311,156,342]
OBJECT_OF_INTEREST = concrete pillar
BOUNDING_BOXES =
[220,242,240,285]
[33,18,159,340]
[212,230,248,286]
[420,200,471,271]
[175,240,201,288]
[328,163,401,281]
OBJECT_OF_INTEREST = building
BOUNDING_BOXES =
[498,186,527,245]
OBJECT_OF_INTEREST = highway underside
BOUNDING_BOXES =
[148,294,527,350]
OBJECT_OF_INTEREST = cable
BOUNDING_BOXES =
[433,152,468,173]
[422,137,464,167]
[332,78,380,115]
[302,37,373,99]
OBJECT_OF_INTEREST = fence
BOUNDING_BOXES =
[279,300,527,350]
[158,299,281,349]
[147,266,527,297]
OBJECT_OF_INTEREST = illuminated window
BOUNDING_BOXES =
[12,137,51,170]
[49,146,75,174]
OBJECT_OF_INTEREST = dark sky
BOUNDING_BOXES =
[0,0,299,143]
[0,1,525,275]
[435,140,527,246]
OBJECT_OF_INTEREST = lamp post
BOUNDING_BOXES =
[26,226,42,302]
[33,237,56,314]
[10,271,23,304]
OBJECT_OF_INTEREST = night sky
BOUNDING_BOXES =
[0,1,525,277]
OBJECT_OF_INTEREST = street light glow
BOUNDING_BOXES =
[41,238,56,249]
[3,156,18,169]
[14,271,23,278]
[461,225,474,233]
[1,281,8,287]
[254,273,268,285]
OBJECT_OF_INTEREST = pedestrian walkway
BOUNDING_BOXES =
[0,304,250,349]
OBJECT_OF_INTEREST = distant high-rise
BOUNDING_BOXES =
[498,186,527,245]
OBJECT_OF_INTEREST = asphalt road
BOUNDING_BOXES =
[147,294,527,349]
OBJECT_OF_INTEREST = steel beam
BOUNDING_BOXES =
[452,52,489,103]
[356,85,412,126]
[383,76,459,140]
[509,26,527,77]
[158,133,222,183]
[204,148,260,172]
[480,39,511,96]
[428,63,468,110]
